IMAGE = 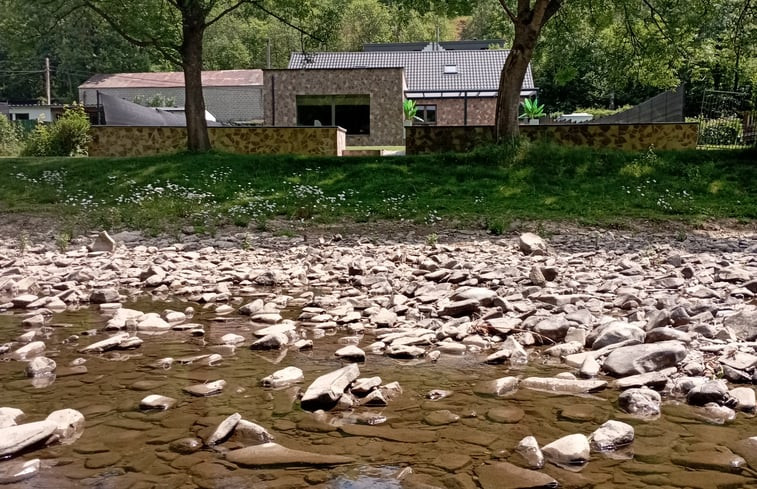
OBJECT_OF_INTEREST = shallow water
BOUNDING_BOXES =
[1,297,755,489]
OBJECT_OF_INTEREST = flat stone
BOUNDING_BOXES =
[334,345,366,362]
[84,451,121,469]
[301,364,360,411]
[424,410,460,426]
[486,406,525,423]
[182,380,226,397]
[603,341,687,377]
[261,366,304,389]
[671,450,747,472]
[226,442,353,466]
[521,377,606,394]
[475,461,557,489]
[518,233,548,255]
[139,395,177,410]
[432,453,472,472]
[233,419,274,445]
[339,424,438,443]
[473,377,519,397]
[0,458,40,484]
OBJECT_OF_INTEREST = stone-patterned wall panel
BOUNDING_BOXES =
[88,126,344,157]
[264,69,405,147]
[407,123,699,154]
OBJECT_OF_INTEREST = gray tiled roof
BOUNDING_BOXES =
[288,50,534,94]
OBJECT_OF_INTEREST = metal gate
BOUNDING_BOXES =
[698,89,756,149]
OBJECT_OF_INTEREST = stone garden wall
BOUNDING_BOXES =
[88,126,347,157]
[406,123,699,154]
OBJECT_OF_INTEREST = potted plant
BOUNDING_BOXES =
[403,99,417,127]
[520,98,545,125]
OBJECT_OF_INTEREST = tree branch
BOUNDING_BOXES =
[245,0,324,42]
[82,1,182,65]
[498,0,517,23]
[205,0,248,28]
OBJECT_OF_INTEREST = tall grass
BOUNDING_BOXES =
[0,142,754,235]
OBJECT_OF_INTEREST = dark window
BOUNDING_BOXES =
[13,113,30,120]
[336,104,370,134]
[297,104,332,126]
[296,95,370,134]
[415,105,437,125]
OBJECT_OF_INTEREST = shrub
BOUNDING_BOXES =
[699,118,742,146]
[49,104,91,156]
[0,114,22,156]
[21,104,91,156]
[21,118,52,156]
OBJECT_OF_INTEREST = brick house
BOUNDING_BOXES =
[78,70,264,124]
[264,43,536,146]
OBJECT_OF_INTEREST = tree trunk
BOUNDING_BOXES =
[495,23,538,142]
[181,8,211,152]
[495,0,562,143]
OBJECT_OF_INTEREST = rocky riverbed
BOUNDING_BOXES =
[0,222,756,488]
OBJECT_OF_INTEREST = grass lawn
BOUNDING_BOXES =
[0,141,754,236]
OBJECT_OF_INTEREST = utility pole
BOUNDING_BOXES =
[45,57,51,105]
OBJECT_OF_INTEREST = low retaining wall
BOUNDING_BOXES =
[406,123,699,154]
[88,126,347,157]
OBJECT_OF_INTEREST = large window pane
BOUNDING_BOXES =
[297,105,332,126]
[335,104,370,134]
[296,95,370,134]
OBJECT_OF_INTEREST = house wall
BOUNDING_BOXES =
[79,86,264,123]
[88,126,346,157]
[264,68,405,147]
[406,123,700,154]
[414,97,496,126]
[8,106,53,122]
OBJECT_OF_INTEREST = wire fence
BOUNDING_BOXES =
[697,90,756,149]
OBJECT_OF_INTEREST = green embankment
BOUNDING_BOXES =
[0,142,754,235]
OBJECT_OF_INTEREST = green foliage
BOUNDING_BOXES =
[133,94,176,107]
[0,115,23,156]
[699,119,743,146]
[520,98,545,119]
[21,119,53,157]
[403,99,417,120]
[21,105,91,157]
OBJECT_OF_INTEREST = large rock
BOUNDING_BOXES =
[206,413,241,446]
[603,341,687,377]
[11,341,45,361]
[515,436,544,469]
[226,442,353,466]
[261,366,304,388]
[45,409,85,444]
[139,394,176,410]
[90,231,116,252]
[590,420,634,451]
[723,306,757,341]
[518,233,547,255]
[687,380,729,406]
[618,388,661,417]
[475,461,557,489]
[542,434,590,466]
[334,345,366,363]
[183,380,226,397]
[90,288,120,304]
[0,420,56,457]
[300,364,360,411]
[25,357,56,377]
[233,419,274,445]
[0,408,24,429]
[589,321,645,349]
